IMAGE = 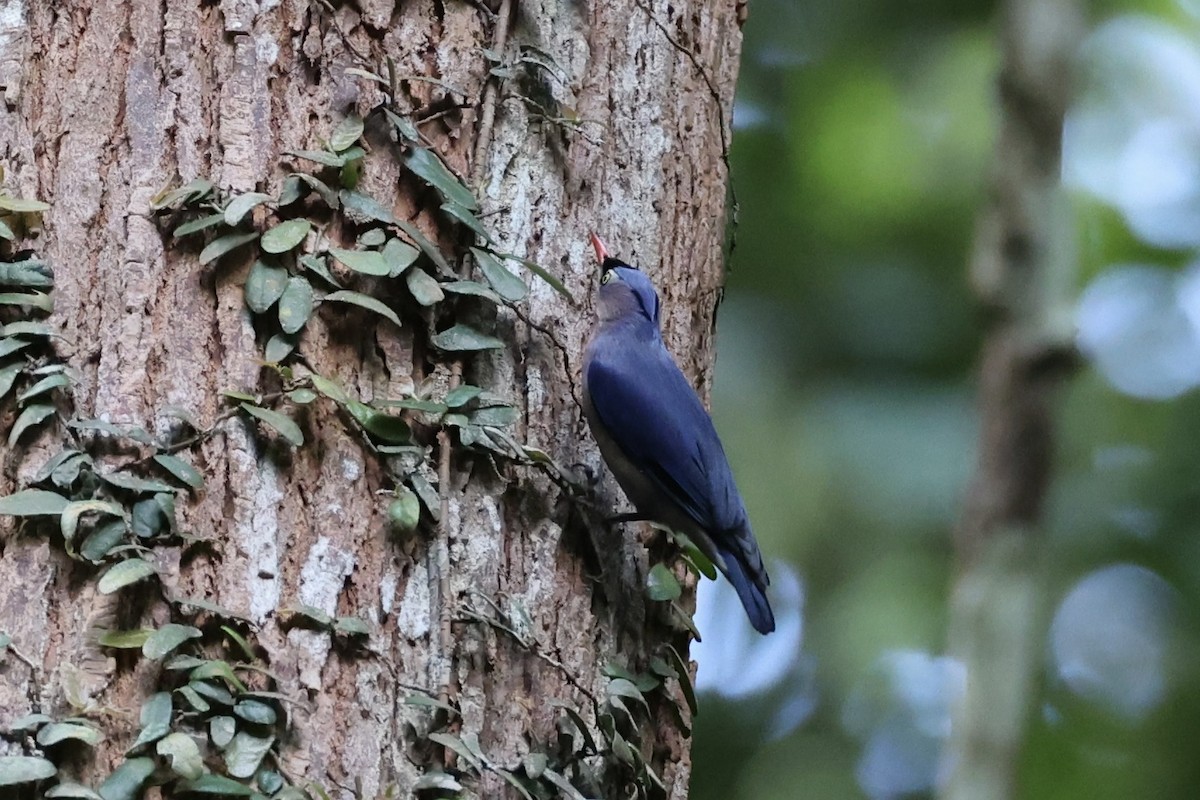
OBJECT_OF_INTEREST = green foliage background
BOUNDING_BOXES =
[694,0,1200,797]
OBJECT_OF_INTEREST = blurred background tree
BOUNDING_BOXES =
[690,0,1200,798]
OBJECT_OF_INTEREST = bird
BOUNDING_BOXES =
[581,233,775,634]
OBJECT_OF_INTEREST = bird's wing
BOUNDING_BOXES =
[586,336,739,532]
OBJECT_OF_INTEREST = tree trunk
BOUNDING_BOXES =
[0,1,742,798]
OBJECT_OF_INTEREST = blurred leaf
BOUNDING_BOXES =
[44,782,102,799]
[60,499,124,551]
[37,721,103,747]
[143,624,202,660]
[234,699,277,726]
[130,692,173,750]
[96,757,154,800]
[176,773,254,795]
[264,332,298,363]
[199,232,258,265]
[240,403,303,446]
[157,733,203,780]
[80,520,127,563]
[99,471,175,494]
[383,237,420,276]
[153,454,204,489]
[98,559,156,594]
[210,715,237,748]
[223,192,273,226]
[0,756,56,786]
[260,219,310,254]
[223,731,274,778]
[322,290,402,328]
[428,733,484,773]
[404,147,478,210]
[173,213,225,238]
[277,276,313,334]
[329,246,390,276]
[405,267,444,306]
[244,260,288,313]
[17,372,69,404]
[97,629,153,649]
[473,247,528,301]
[442,280,500,303]
[431,324,504,351]
[389,487,421,535]
[330,114,364,152]
[0,488,69,516]
[0,258,53,287]
[394,219,452,275]
[440,202,490,240]
[0,196,49,213]
[500,253,572,300]
[0,291,53,311]
[9,403,55,446]
[151,178,213,210]
[646,564,682,601]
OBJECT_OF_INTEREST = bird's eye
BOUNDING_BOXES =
[601,269,616,286]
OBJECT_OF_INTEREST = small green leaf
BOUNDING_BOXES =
[0,362,22,400]
[153,454,204,489]
[293,173,340,208]
[663,644,699,717]
[277,276,313,334]
[0,338,32,359]
[394,219,452,275]
[176,773,254,796]
[210,715,237,747]
[223,192,274,226]
[384,108,420,143]
[0,756,57,786]
[260,218,311,254]
[173,212,226,238]
[440,202,490,240]
[334,616,370,636]
[15,372,68,405]
[404,147,478,210]
[288,388,317,404]
[60,499,125,550]
[2,320,56,338]
[646,563,682,601]
[444,384,483,408]
[99,471,176,494]
[97,629,153,649]
[383,237,420,276]
[0,195,50,213]
[199,231,259,265]
[129,690,174,753]
[0,219,13,240]
[189,659,247,693]
[157,732,204,780]
[224,732,275,779]
[0,258,53,287]
[388,487,421,535]
[328,246,390,276]
[431,324,504,352]
[409,473,441,522]
[542,769,589,800]
[427,733,484,773]
[501,253,573,300]
[8,402,54,446]
[96,757,154,800]
[442,280,501,303]
[346,401,410,443]
[175,685,210,713]
[80,520,128,563]
[234,698,277,726]
[322,290,402,328]
[97,559,157,594]
[286,149,345,168]
[221,625,256,661]
[143,623,202,660]
[0,291,54,311]
[244,260,289,314]
[264,332,298,363]
[337,189,395,223]
[240,403,304,446]
[151,178,213,210]
[330,114,364,152]
[404,267,444,306]
[358,228,387,247]
[310,374,349,404]
[0,488,69,516]
[277,175,306,206]
[45,782,103,799]
[414,773,463,792]
[288,604,333,628]
[36,721,103,747]
[473,248,528,301]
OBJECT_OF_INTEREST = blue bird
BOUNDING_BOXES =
[582,234,775,634]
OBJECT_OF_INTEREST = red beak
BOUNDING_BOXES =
[589,232,609,264]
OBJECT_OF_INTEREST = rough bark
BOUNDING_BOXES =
[0,0,742,797]
[941,2,1082,800]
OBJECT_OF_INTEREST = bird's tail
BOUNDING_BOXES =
[717,531,775,635]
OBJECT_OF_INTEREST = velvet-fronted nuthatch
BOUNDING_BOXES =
[582,234,775,634]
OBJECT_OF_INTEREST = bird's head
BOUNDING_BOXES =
[589,233,661,326]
